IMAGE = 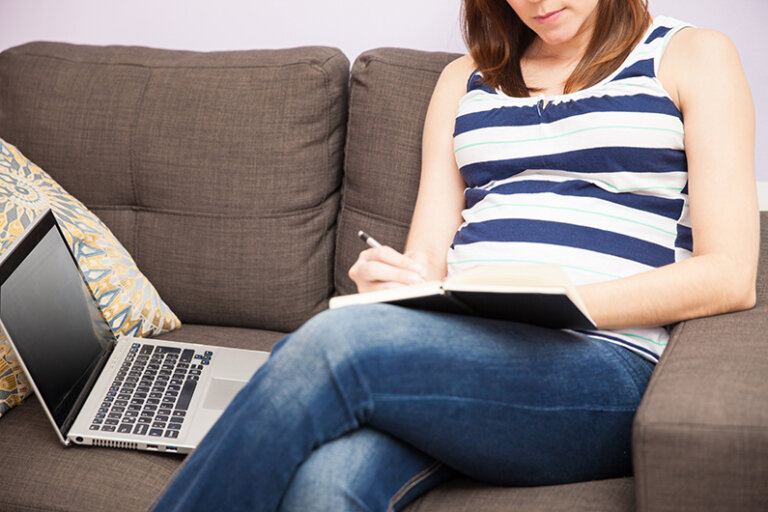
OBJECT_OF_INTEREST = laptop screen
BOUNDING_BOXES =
[0,211,114,435]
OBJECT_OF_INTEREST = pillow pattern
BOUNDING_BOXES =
[0,138,181,417]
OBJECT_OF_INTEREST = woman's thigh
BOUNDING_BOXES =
[279,427,455,512]
[282,304,655,486]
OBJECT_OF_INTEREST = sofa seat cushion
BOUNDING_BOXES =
[0,323,285,512]
[405,476,634,512]
[0,396,634,512]
[0,321,636,512]
[152,322,287,352]
[0,393,182,512]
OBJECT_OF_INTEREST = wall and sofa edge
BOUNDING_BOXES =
[0,42,765,512]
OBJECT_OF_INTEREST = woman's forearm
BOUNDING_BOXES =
[578,254,757,330]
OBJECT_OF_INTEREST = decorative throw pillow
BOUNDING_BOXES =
[0,138,181,417]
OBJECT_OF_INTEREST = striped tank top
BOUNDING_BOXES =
[448,16,693,362]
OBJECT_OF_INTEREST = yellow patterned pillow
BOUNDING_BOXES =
[0,138,181,417]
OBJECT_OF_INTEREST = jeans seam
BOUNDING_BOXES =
[372,393,640,413]
[387,461,442,512]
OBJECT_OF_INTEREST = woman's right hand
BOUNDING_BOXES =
[348,246,429,293]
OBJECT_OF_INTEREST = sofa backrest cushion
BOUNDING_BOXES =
[335,48,461,296]
[0,42,349,332]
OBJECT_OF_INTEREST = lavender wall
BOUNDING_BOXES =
[0,0,765,190]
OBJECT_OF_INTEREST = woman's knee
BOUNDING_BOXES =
[278,429,391,512]
[278,428,441,512]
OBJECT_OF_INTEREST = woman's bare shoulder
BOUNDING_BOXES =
[438,55,477,88]
[659,27,744,108]
[664,27,739,66]
[444,54,477,74]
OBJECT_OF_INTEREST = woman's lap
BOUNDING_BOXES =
[295,305,653,484]
[154,304,655,511]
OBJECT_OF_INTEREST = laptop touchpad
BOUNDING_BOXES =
[202,378,246,411]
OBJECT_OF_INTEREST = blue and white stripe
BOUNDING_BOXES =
[448,16,693,362]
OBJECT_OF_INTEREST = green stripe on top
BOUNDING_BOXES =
[616,331,668,347]
[455,125,684,153]
[466,203,677,236]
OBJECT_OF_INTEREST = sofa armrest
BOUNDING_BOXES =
[633,305,768,511]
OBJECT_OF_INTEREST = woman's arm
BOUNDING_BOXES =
[579,28,759,329]
[349,56,473,292]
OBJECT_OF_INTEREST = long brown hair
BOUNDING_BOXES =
[462,0,651,97]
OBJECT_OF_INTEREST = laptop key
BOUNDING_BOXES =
[176,379,197,410]
[165,430,180,439]
[180,349,194,362]
[102,426,116,432]
[155,346,182,355]
[149,429,163,437]
[118,424,133,434]
[133,423,149,435]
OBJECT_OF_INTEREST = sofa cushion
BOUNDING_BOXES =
[335,48,461,295]
[0,323,284,512]
[0,394,182,512]
[405,476,634,512]
[0,42,349,333]
[0,138,179,417]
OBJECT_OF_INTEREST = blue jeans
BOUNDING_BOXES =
[153,304,655,512]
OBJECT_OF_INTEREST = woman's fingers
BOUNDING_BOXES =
[349,246,427,292]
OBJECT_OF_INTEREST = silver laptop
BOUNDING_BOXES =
[0,209,269,454]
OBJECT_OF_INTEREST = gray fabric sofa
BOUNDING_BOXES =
[0,41,765,512]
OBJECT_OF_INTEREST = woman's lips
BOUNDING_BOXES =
[534,8,566,25]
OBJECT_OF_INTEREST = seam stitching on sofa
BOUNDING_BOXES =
[636,318,687,511]
[10,50,340,71]
[638,421,768,432]
[91,203,334,220]
[361,54,452,75]
[307,54,337,299]
[129,68,152,262]
[341,202,411,228]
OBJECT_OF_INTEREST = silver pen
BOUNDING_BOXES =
[357,230,382,249]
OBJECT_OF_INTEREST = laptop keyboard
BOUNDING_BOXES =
[89,343,213,440]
